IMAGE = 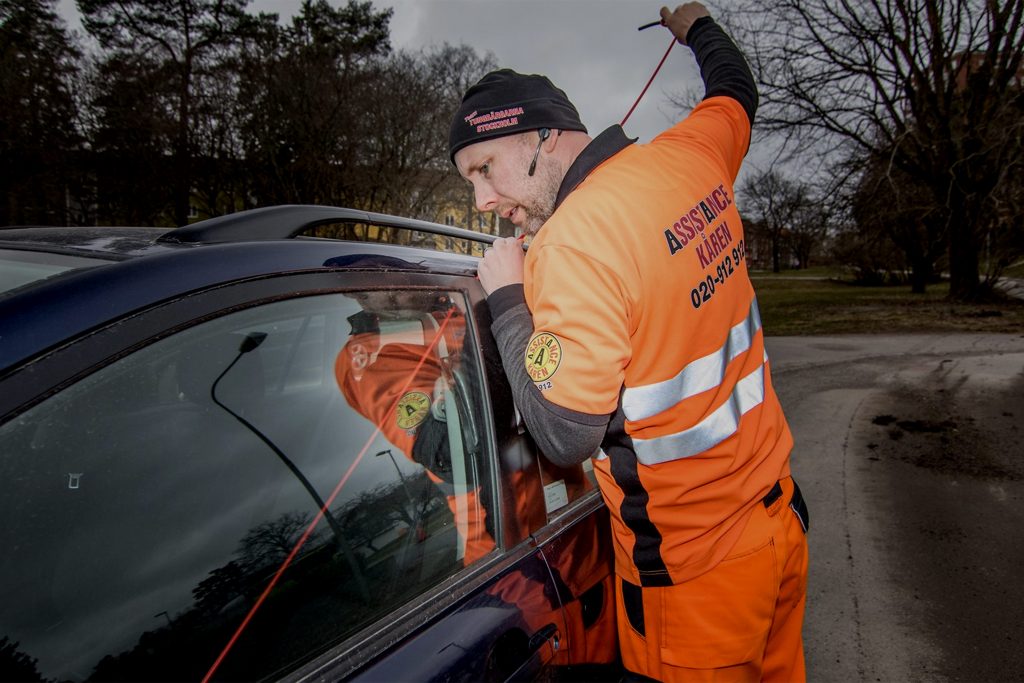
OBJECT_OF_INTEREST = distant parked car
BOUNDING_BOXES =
[0,207,619,682]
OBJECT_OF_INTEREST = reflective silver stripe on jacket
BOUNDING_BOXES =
[631,361,766,466]
[622,299,763,422]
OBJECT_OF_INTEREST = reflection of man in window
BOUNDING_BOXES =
[334,290,494,565]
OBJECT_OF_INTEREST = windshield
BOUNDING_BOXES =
[0,249,106,296]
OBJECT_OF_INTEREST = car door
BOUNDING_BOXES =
[326,273,622,683]
[0,267,573,682]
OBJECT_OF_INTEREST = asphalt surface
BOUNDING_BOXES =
[767,333,1024,682]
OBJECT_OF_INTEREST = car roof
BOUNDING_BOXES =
[0,226,173,259]
[0,205,493,376]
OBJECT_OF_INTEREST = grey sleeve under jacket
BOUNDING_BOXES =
[486,284,610,468]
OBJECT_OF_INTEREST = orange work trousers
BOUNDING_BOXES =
[616,476,809,682]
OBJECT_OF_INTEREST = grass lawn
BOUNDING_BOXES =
[752,274,1024,336]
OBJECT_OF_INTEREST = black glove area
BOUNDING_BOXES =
[411,413,454,483]
[347,310,380,336]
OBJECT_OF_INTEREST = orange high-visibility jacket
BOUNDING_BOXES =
[334,309,495,564]
[523,95,792,586]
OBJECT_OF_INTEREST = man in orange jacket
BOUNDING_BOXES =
[334,292,496,565]
[448,3,809,681]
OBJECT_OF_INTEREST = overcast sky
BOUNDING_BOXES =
[379,0,709,145]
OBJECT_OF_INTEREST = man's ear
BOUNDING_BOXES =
[543,128,561,152]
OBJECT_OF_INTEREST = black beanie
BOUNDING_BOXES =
[448,69,587,164]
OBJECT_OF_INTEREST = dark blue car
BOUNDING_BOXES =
[0,207,619,682]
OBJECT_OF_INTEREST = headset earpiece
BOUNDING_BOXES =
[528,129,552,177]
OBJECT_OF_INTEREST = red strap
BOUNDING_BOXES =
[621,37,677,128]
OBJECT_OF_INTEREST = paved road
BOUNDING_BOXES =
[766,333,1024,683]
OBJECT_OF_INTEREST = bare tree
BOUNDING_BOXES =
[237,511,317,572]
[789,200,830,270]
[734,0,1024,300]
[358,44,497,220]
[740,169,810,272]
[847,151,948,291]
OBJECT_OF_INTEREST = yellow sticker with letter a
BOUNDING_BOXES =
[396,391,430,430]
[525,332,562,385]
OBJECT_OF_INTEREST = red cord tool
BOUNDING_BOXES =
[621,20,677,128]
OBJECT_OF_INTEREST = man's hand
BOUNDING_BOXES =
[477,237,525,295]
[660,3,711,45]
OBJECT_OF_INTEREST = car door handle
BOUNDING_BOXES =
[527,623,560,654]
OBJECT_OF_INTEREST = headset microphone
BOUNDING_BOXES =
[527,128,551,176]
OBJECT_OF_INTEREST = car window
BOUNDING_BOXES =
[0,287,494,681]
[0,248,105,295]
[536,457,599,518]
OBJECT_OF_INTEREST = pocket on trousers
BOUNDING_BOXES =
[659,540,776,669]
[621,577,646,637]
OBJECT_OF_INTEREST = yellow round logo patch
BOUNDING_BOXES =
[396,391,431,430]
[525,332,562,383]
